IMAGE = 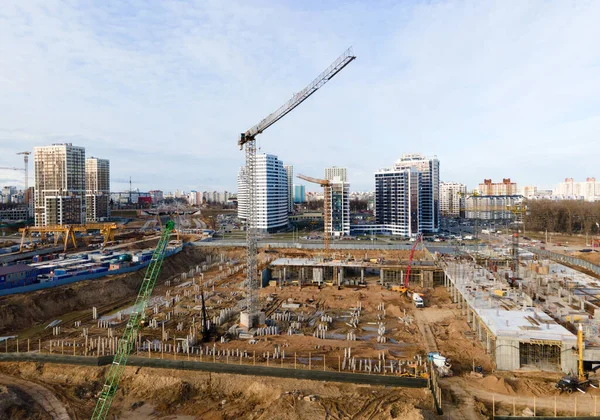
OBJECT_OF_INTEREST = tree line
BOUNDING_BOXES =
[524,200,600,235]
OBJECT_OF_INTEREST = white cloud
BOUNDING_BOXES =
[0,0,599,192]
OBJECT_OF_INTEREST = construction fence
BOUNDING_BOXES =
[530,248,600,277]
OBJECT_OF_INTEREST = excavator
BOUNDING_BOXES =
[556,324,599,394]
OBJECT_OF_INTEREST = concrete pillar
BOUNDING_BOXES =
[339,267,344,285]
[380,269,384,285]
[360,268,365,283]
[486,330,490,353]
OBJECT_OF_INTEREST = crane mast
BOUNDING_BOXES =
[239,48,355,327]
[91,220,175,420]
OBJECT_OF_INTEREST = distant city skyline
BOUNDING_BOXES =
[2,2,599,192]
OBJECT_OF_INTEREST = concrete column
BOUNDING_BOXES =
[486,330,490,353]
[282,267,287,288]
[339,267,344,286]
[477,321,482,341]
[380,269,384,285]
[360,268,365,283]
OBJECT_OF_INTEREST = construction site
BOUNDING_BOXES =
[3,49,600,420]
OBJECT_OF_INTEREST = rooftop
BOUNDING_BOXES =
[0,264,36,276]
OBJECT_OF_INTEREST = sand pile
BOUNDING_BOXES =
[478,375,516,395]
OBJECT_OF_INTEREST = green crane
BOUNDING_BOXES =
[91,220,175,419]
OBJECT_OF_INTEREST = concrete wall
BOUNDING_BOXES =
[495,337,520,371]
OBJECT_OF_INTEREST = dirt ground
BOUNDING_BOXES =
[0,247,219,336]
[0,362,436,420]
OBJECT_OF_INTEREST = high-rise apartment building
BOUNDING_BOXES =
[34,143,86,226]
[520,185,538,198]
[375,166,421,237]
[324,167,347,182]
[294,185,306,203]
[553,178,600,201]
[238,154,288,232]
[440,182,466,217]
[329,178,350,237]
[393,154,440,233]
[323,167,350,237]
[85,157,110,222]
[284,165,293,213]
[478,179,517,196]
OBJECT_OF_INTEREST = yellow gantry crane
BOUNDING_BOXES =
[297,174,332,250]
[19,223,120,252]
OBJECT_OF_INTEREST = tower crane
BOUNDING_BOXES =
[506,202,528,284]
[17,152,31,192]
[0,152,30,203]
[238,47,356,328]
[296,174,332,250]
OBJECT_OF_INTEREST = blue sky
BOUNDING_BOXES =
[1,1,599,193]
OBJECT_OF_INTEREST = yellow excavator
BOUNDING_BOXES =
[556,324,599,394]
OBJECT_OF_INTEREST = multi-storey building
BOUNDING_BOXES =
[34,143,86,226]
[553,178,600,201]
[324,167,350,236]
[148,190,164,204]
[1,186,17,204]
[520,185,538,198]
[440,182,466,217]
[329,178,350,237]
[237,154,288,232]
[465,195,523,220]
[284,165,293,213]
[85,157,110,222]
[393,154,440,233]
[375,166,421,237]
[324,167,348,183]
[294,185,306,203]
[478,178,518,196]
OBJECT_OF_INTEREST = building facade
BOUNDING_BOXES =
[440,182,466,217]
[294,185,306,203]
[393,154,440,233]
[34,143,86,226]
[464,195,523,220]
[329,179,350,237]
[237,154,288,232]
[478,178,518,196]
[374,166,421,237]
[85,157,110,222]
[553,178,600,201]
[284,165,293,213]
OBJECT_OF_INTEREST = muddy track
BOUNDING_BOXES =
[0,374,72,420]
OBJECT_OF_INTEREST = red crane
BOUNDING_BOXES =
[404,234,423,287]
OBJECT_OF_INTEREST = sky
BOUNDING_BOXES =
[1,0,599,193]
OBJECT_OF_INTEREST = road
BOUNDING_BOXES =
[0,373,71,419]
